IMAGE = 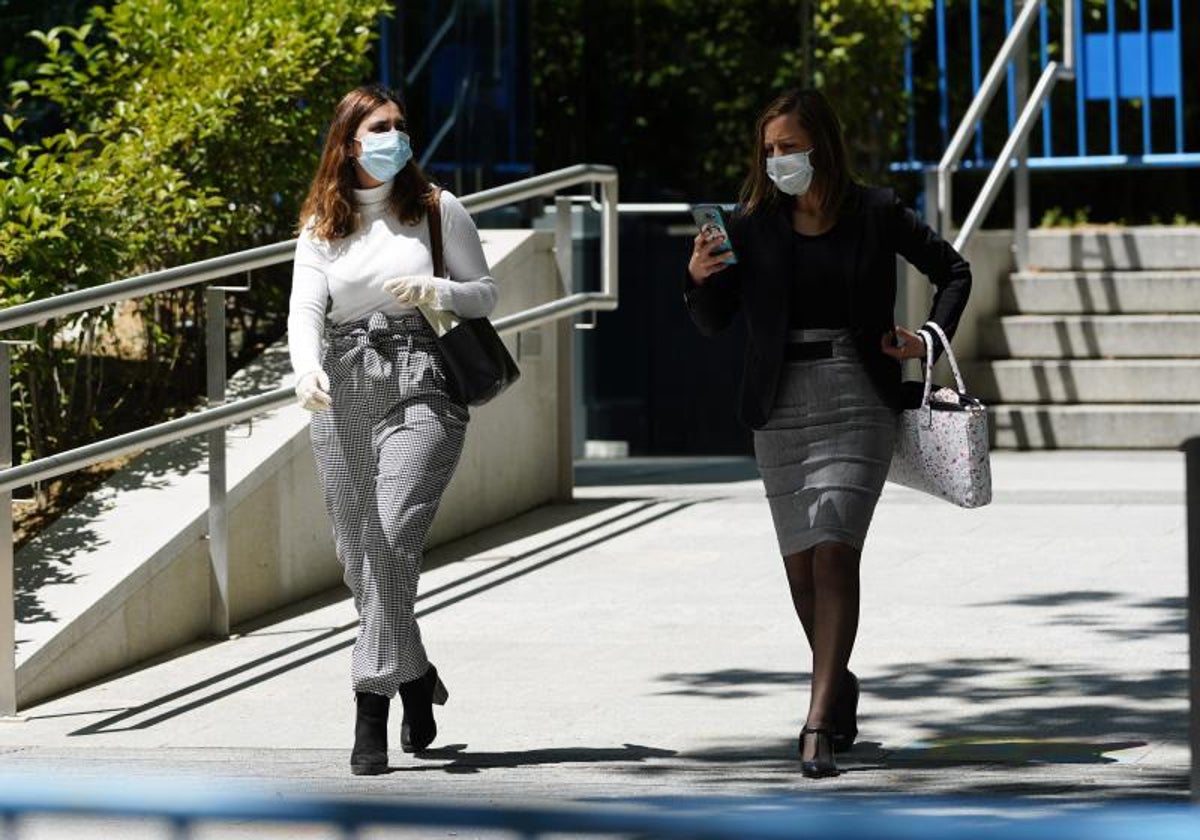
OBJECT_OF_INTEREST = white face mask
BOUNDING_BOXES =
[356,130,413,183]
[766,150,814,196]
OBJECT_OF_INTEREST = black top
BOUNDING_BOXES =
[790,222,852,330]
[683,184,972,428]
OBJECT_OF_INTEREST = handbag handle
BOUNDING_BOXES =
[923,321,966,392]
[915,321,967,411]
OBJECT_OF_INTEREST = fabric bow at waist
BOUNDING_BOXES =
[328,311,434,350]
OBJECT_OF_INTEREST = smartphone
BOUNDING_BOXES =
[690,204,738,265]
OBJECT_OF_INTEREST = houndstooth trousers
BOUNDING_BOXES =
[310,311,468,697]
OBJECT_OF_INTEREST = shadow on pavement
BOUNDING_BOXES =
[607,738,1188,802]
[652,661,1187,743]
[15,435,208,627]
[14,345,293,627]
[653,668,805,700]
[390,743,678,774]
[64,498,700,737]
[645,659,1186,795]
[971,590,1188,642]
[66,626,357,737]
[882,739,1147,765]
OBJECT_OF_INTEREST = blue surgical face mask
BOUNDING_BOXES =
[356,130,413,182]
[766,149,814,196]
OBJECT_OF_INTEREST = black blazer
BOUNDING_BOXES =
[684,184,972,429]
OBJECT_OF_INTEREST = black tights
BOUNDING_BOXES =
[783,541,860,736]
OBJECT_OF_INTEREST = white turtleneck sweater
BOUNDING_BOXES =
[287,183,499,378]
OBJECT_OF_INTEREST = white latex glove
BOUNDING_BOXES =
[295,370,332,412]
[382,275,439,307]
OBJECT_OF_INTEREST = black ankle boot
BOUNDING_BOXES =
[350,692,390,775]
[398,664,450,753]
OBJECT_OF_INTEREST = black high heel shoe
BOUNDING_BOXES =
[350,692,390,775]
[799,726,839,778]
[398,664,450,753]
[832,670,859,753]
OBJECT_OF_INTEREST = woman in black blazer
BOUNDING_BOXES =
[685,89,971,777]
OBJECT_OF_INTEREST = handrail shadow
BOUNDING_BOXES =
[65,496,700,735]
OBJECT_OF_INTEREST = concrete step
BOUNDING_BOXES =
[965,360,1200,404]
[1029,226,1200,270]
[989,404,1200,449]
[980,315,1200,359]
[1003,270,1200,314]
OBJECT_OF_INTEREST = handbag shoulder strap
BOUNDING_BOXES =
[427,187,445,278]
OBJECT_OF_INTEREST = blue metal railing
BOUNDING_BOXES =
[1,777,1199,838]
[899,0,1196,172]
[380,2,534,189]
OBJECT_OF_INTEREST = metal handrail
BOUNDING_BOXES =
[0,240,298,334]
[935,0,1045,235]
[934,0,1075,256]
[0,163,619,716]
[953,61,1066,252]
[0,164,620,493]
[0,390,292,495]
[461,163,616,214]
[0,163,618,335]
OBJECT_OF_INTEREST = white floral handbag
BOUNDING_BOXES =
[886,321,992,508]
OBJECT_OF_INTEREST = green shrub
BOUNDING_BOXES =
[810,1,933,178]
[1,0,391,482]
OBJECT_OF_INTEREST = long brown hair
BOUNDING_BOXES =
[738,88,852,219]
[298,85,435,241]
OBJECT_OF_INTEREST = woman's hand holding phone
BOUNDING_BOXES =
[688,231,733,285]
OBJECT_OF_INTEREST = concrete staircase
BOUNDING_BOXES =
[974,227,1200,449]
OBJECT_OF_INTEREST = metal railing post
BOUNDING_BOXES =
[954,62,1063,253]
[1014,1,1032,271]
[1062,0,1075,74]
[554,196,573,295]
[600,176,619,302]
[0,344,14,717]
[205,289,230,639]
[1185,436,1200,803]
[553,196,576,501]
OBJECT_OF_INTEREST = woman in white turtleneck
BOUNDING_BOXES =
[288,85,497,775]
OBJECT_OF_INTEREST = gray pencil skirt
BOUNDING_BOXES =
[753,329,897,556]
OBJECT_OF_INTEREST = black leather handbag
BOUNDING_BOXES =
[426,191,520,406]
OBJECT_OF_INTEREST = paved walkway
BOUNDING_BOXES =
[0,452,1191,833]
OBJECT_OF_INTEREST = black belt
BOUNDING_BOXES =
[785,340,833,361]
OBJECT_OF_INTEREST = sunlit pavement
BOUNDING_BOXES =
[0,452,1190,822]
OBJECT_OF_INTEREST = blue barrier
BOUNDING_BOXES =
[900,0,1197,171]
[0,776,1198,839]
